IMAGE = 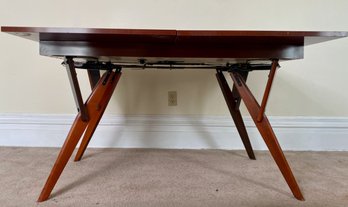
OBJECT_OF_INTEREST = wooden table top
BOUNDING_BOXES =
[2,26,347,67]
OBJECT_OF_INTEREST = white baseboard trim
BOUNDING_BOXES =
[1,113,348,151]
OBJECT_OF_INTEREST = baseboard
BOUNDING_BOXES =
[1,113,348,151]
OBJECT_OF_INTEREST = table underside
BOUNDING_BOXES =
[63,56,275,70]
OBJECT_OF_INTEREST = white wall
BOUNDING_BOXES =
[0,0,348,117]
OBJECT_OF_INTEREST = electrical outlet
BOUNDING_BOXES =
[168,91,177,106]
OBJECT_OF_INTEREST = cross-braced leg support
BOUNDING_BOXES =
[216,69,255,159]
[226,60,304,200]
[37,62,122,202]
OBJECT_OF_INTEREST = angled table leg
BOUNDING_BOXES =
[74,71,122,161]
[65,57,89,122]
[37,71,118,202]
[229,71,304,201]
[87,70,101,90]
[216,70,255,159]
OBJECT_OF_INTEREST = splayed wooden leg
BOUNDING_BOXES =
[230,71,304,201]
[37,71,115,202]
[74,71,122,161]
[216,70,255,159]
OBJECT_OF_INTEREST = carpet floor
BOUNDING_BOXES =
[0,147,347,207]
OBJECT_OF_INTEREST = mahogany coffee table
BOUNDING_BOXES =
[2,26,347,202]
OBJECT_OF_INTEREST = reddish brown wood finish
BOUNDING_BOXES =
[0,27,177,42]
[37,113,87,202]
[38,71,121,202]
[3,26,346,202]
[39,41,303,60]
[74,72,121,161]
[257,59,278,122]
[229,71,304,201]
[2,26,347,64]
[2,26,346,43]
[216,70,255,160]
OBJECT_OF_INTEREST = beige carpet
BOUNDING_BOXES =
[0,147,347,207]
